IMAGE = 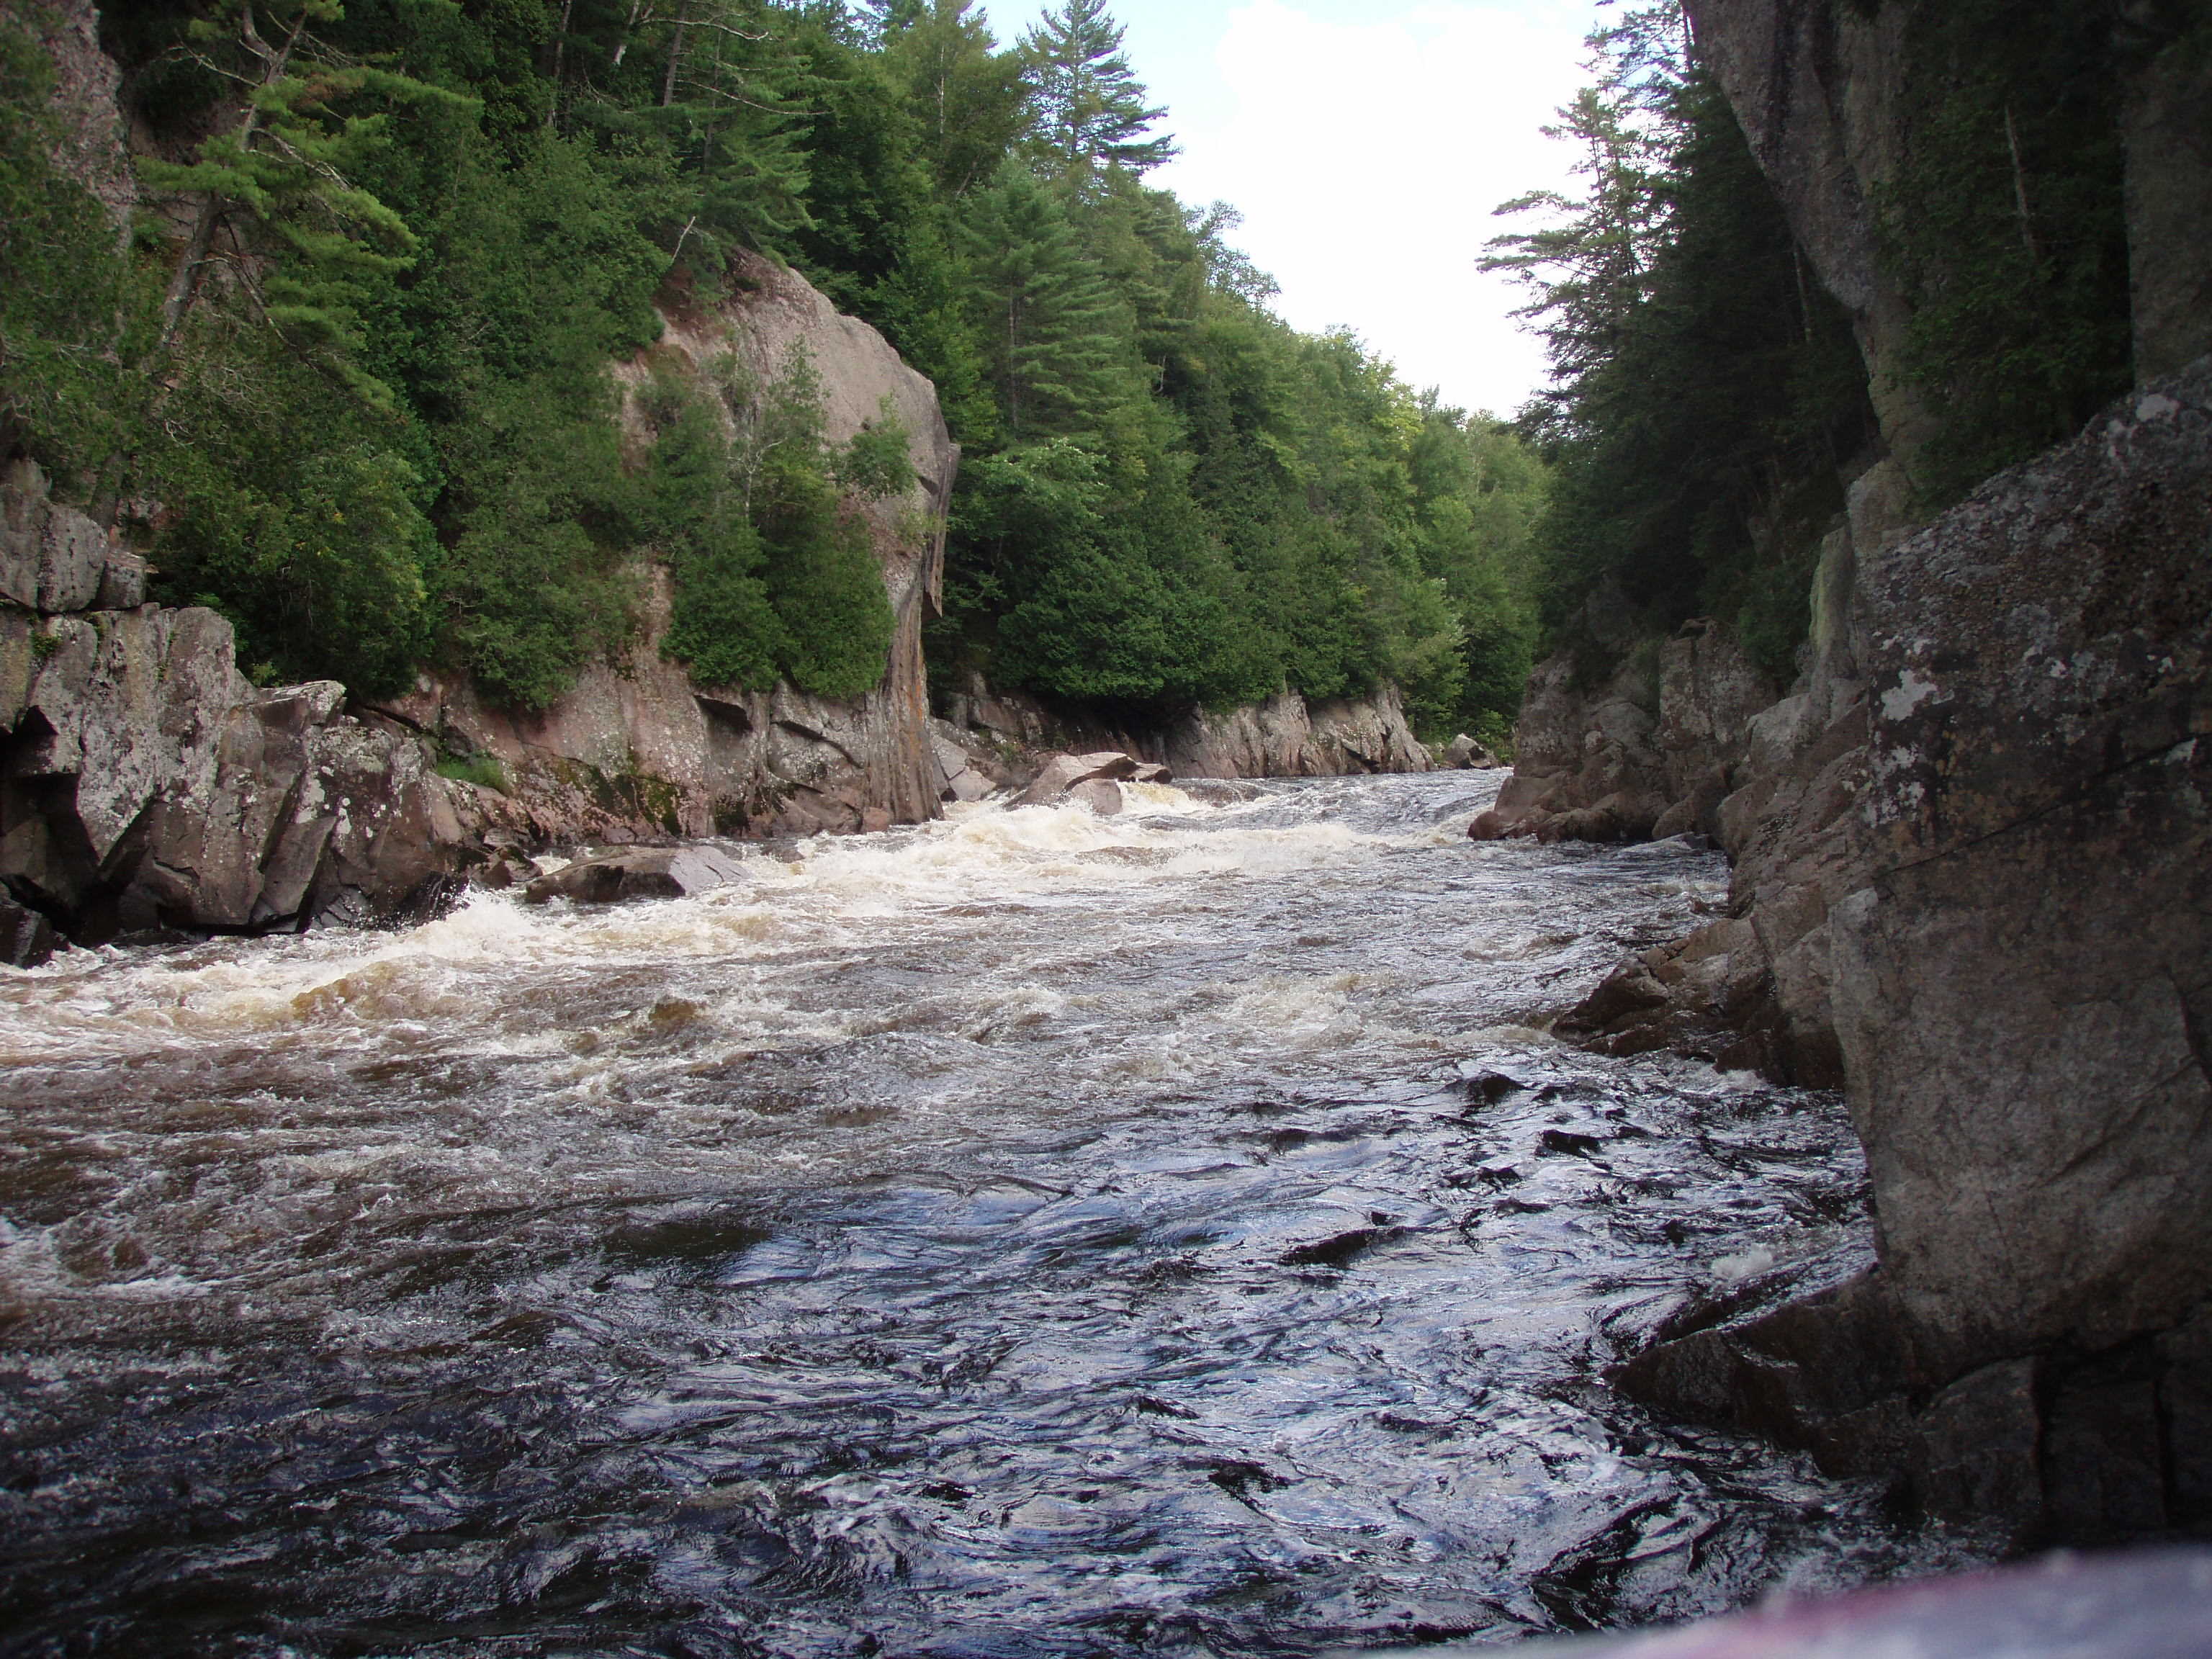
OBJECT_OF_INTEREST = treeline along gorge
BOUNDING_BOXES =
[0,0,2209,1648]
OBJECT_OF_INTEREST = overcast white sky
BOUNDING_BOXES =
[986,0,1607,417]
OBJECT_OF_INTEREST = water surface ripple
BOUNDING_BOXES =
[0,774,1972,1655]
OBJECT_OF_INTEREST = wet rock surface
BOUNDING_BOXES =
[1442,733,1503,770]
[1470,615,1776,849]
[943,672,1433,783]
[0,775,1972,1653]
[0,896,55,968]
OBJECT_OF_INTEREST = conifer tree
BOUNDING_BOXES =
[958,161,1131,441]
[1018,0,1174,182]
[881,0,1028,199]
[136,0,469,398]
[1480,81,1676,404]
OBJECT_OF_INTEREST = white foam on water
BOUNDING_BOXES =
[0,793,1416,1061]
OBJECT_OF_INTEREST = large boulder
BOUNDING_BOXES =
[1442,733,1501,770]
[522,845,747,906]
[1018,751,1140,808]
[929,717,1011,804]
[0,896,55,968]
[1,591,475,941]
[1553,915,1789,1076]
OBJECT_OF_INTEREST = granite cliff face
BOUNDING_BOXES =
[1612,364,2212,1546]
[1830,364,2212,1386]
[1493,0,2212,1545]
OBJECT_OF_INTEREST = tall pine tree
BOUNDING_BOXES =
[958,161,1131,441]
[1019,0,1174,183]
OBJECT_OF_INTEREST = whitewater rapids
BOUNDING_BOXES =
[0,773,1975,1655]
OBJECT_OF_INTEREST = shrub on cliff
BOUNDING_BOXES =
[650,347,897,703]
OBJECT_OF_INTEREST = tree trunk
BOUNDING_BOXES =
[662,3,691,107]
[156,8,303,352]
[547,0,577,123]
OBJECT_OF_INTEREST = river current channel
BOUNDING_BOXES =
[0,773,1974,1656]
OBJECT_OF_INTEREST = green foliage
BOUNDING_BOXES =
[958,161,1134,443]
[836,399,917,500]
[647,345,894,701]
[1874,0,2134,502]
[748,346,896,699]
[1496,11,1873,680]
[1496,0,2139,688]
[7,0,1546,746]
[1020,0,1174,181]
[0,9,145,493]
[649,373,783,691]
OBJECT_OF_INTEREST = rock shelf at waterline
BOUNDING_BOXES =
[0,774,1979,1655]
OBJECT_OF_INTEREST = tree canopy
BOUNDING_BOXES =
[4,0,1544,745]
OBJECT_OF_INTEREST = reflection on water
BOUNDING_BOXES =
[0,775,1974,1655]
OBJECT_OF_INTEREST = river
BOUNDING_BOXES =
[0,772,1974,1655]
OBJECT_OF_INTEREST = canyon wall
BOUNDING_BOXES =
[0,251,963,962]
[1495,0,2212,1545]
[1,4,1433,966]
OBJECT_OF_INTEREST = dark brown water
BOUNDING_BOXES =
[0,775,1974,1655]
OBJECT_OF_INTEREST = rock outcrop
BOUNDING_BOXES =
[1469,613,1777,845]
[940,673,1431,783]
[1496,0,2212,1546]
[373,254,958,846]
[2,465,477,960]
[1514,270,2212,1552]
[1827,363,2212,1385]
